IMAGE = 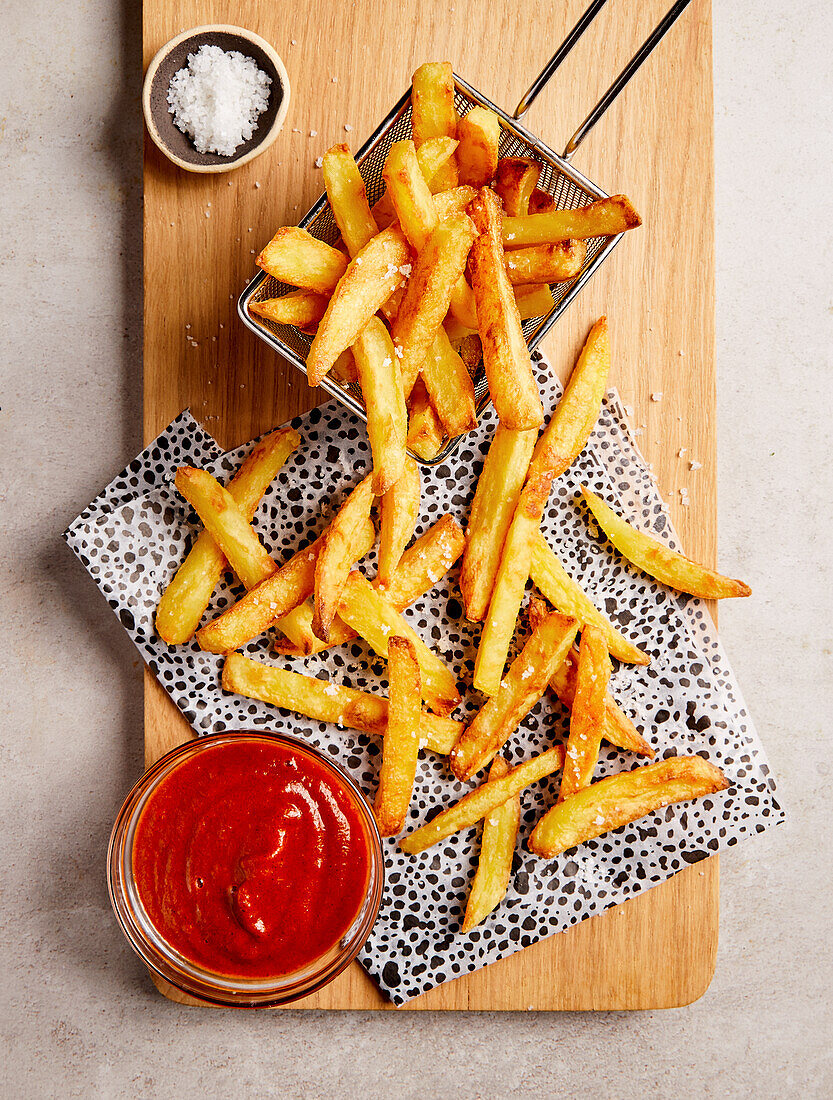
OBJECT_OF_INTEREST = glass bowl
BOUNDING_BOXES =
[107,731,384,1007]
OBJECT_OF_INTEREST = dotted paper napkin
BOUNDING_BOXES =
[64,359,783,1006]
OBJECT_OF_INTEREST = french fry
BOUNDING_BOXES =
[306,225,411,386]
[461,756,520,932]
[382,140,438,252]
[416,136,459,190]
[558,626,610,800]
[528,188,556,214]
[433,186,478,221]
[322,143,378,256]
[407,377,445,460]
[374,636,422,836]
[493,157,540,217]
[222,652,461,754]
[379,280,408,326]
[420,326,477,438]
[392,213,478,396]
[338,571,460,715]
[529,530,650,664]
[529,756,729,858]
[452,610,578,780]
[468,187,544,431]
[273,514,464,655]
[378,457,421,586]
[526,597,652,758]
[156,428,301,645]
[382,513,465,606]
[197,520,375,653]
[313,474,375,640]
[400,745,565,854]
[249,291,329,329]
[503,195,642,248]
[504,240,587,285]
[175,467,276,592]
[411,62,458,143]
[472,475,552,696]
[526,317,611,482]
[447,277,479,330]
[331,348,359,384]
[411,61,458,189]
[456,106,500,187]
[581,487,752,600]
[460,424,537,622]
[372,136,459,228]
[353,318,407,495]
[256,227,348,293]
[514,283,555,319]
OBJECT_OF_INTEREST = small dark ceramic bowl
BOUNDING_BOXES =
[143,25,290,173]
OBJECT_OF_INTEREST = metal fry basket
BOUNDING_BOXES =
[239,0,692,464]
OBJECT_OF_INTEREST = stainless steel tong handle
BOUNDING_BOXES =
[513,0,694,161]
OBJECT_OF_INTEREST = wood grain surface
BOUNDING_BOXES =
[143,0,718,1010]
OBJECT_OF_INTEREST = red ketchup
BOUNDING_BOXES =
[132,738,371,980]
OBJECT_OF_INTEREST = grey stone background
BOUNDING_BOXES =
[1,1,831,1096]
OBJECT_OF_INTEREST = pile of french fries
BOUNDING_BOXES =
[155,62,751,935]
[252,61,642,461]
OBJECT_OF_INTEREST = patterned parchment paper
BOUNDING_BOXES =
[65,358,783,1005]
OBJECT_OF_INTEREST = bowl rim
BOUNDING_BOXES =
[107,729,384,1007]
[142,24,291,174]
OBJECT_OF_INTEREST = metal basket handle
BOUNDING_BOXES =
[513,0,694,161]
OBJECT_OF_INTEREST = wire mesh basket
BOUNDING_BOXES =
[238,0,692,465]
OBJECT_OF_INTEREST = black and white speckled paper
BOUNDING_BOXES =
[64,359,783,1006]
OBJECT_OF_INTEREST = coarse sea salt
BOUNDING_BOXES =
[167,45,271,157]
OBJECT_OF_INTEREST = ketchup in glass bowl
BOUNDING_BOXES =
[108,732,383,1006]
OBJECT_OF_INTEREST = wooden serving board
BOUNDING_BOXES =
[143,0,718,1009]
